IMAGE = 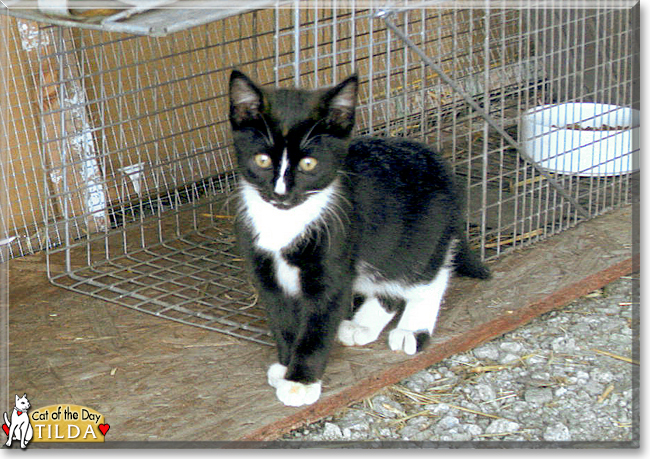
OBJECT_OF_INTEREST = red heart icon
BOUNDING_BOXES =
[2,423,8,436]
[98,424,110,436]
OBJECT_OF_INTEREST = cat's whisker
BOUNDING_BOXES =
[326,200,348,230]
[327,210,346,237]
[260,114,275,146]
[313,217,330,251]
[337,170,361,179]
[303,184,350,235]
[330,190,352,212]
[221,190,242,215]
[300,119,325,149]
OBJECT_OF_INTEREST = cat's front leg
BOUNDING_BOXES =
[267,331,329,407]
[261,295,325,407]
[269,294,347,407]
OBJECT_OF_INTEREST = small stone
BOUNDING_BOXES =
[551,336,577,353]
[321,422,343,440]
[590,368,614,384]
[524,387,554,405]
[371,395,405,419]
[473,344,500,360]
[407,416,430,428]
[608,333,630,345]
[376,426,393,438]
[499,353,520,364]
[399,425,419,440]
[404,371,436,393]
[400,417,430,439]
[474,383,497,402]
[530,371,551,381]
[602,305,621,315]
[554,387,568,397]
[583,380,605,395]
[454,354,473,364]
[449,432,472,441]
[526,355,547,365]
[463,424,484,437]
[500,341,523,354]
[437,415,460,430]
[338,418,370,434]
[460,400,482,413]
[543,423,572,441]
[426,402,450,415]
[523,325,544,336]
[338,409,371,433]
[571,322,592,335]
[510,401,531,413]
[485,418,520,435]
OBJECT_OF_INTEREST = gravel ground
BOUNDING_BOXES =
[283,275,639,446]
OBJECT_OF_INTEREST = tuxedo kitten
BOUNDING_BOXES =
[229,70,490,407]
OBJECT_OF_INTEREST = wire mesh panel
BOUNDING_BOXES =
[35,10,281,344]
[1,2,637,344]
[1,18,55,260]
[366,4,637,260]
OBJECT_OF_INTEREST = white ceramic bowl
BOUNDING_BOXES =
[522,102,639,176]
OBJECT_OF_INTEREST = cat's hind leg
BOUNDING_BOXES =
[388,267,452,355]
[267,363,322,407]
[337,296,395,347]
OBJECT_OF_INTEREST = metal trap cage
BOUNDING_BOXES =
[1,2,638,345]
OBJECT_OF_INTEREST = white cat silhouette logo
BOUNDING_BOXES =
[3,394,34,449]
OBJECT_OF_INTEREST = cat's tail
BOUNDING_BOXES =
[453,237,491,280]
[3,411,9,426]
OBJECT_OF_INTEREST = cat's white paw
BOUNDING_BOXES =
[274,379,322,407]
[267,363,321,406]
[388,328,419,355]
[337,320,379,346]
[267,363,288,388]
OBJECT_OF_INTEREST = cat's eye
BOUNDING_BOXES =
[253,154,272,169]
[298,157,318,172]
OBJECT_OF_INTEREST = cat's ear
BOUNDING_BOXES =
[322,74,358,135]
[15,394,19,403]
[229,70,264,127]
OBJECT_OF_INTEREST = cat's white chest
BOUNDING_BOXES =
[240,179,337,296]
[239,179,336,253]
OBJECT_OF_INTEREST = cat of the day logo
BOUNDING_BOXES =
[3,394,110,448]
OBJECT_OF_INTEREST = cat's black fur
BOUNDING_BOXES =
[229,70,490,393]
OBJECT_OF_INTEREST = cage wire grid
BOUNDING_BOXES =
[1,2,637,345]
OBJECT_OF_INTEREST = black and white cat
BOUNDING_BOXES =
[229,70,490,407]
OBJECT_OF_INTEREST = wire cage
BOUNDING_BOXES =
[1,2,638,345]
